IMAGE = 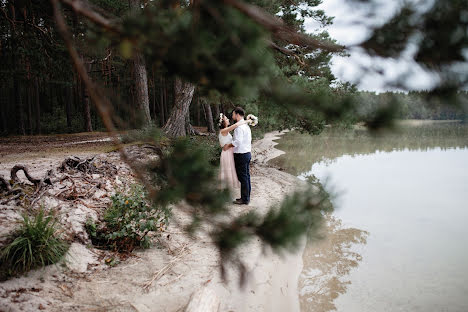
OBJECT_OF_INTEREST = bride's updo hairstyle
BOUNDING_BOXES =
[218,113,227,129]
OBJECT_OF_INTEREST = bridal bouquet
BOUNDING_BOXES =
[246,114,258,126]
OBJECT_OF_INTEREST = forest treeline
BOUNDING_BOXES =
[355,91,468,121]
[2,0,465,137]
[0,0,345,136]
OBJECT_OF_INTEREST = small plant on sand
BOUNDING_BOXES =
[0,207,69,280]
[86,184,170,252]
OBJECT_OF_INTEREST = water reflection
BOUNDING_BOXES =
[271,122,468,312]
[300,216,368,312]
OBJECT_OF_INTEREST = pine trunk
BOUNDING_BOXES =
[35,78,41,134]
[197,95,201,126]
[27,83,33,135]
[130,0,151,125]
[66,85,72,130]
[83,60,93,132]
[159,76,166,125]
[0,88,7,133]
[213,103,220,127]
[203,100,215,133]
[163,77,195,137]
[14,79,25,135]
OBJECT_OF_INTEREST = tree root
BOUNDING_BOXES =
[10,165,54,188]
[11,165,40,186]
[0,175,11,193]
[59,156,117,176]
[1,155,114,207]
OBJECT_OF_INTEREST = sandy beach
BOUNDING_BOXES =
[0,131,305,312]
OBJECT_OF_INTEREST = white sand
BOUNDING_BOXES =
[0,131,305,312]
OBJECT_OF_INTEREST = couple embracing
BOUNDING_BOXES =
[218,107,257,205]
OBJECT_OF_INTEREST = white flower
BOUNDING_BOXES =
[246,114,258,126]
[218,113,224,127]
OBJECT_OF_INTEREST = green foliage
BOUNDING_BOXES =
[150,138,231,215]
[86,184,170,252]
[186,135,222,167]
[0,208,69,280]
[122,2,275,99]
[213,178,332,258]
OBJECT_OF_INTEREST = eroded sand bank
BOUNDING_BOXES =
[0,131,305,312]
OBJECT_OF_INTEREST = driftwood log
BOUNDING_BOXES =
[185,286,220,312]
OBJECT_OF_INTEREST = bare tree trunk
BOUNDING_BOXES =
[130,0,151,125]
[213,103,220,126]
[27,83,33,135]
[34,78,41,134]
[203,100,215,133]
[0,106,6,134]
[65,85,72,130]
[159,76,165,126]
[164,77,169,123]
[0,88,7,134]
[83,60,93,132]
[163,77,195,137]
[151,70,157,124]
[220,99,226,117]
[197,95,201,126]
[14,79,25,135]
[132,52,152,124]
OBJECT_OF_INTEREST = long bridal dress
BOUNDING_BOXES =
[218,132,240,189]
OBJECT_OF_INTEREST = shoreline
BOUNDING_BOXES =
[0,131,305,312]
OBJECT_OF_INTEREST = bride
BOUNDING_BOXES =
[218,113,247,190]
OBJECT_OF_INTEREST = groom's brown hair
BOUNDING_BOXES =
[233,107,245,116]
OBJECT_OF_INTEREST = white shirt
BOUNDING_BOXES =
[232,123,252,154]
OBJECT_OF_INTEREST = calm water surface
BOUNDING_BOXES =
[271,123,468,312]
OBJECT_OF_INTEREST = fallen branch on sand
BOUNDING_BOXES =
[0,156,115,207]
[142,244,189,292]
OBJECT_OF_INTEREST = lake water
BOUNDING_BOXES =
[271,122,468,312]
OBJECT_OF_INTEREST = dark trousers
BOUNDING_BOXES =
[234,152,251,203]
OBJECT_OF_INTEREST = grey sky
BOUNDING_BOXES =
[305,0,438,92]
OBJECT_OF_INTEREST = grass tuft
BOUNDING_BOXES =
[0,208,69,280]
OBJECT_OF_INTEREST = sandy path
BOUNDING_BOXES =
[0,132,114,164]
[0,131,305,312]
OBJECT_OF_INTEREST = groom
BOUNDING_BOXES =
[223,107,252,205]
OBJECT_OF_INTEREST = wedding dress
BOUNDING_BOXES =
[218,132,240,189]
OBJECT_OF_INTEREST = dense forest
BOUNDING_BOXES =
[2,0,465,137]
[0,0,348,136]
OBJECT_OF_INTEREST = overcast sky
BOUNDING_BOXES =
[305,0,438,92]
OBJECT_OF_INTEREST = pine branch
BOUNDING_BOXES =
[59,0,122,34]
[223,0,345,52]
